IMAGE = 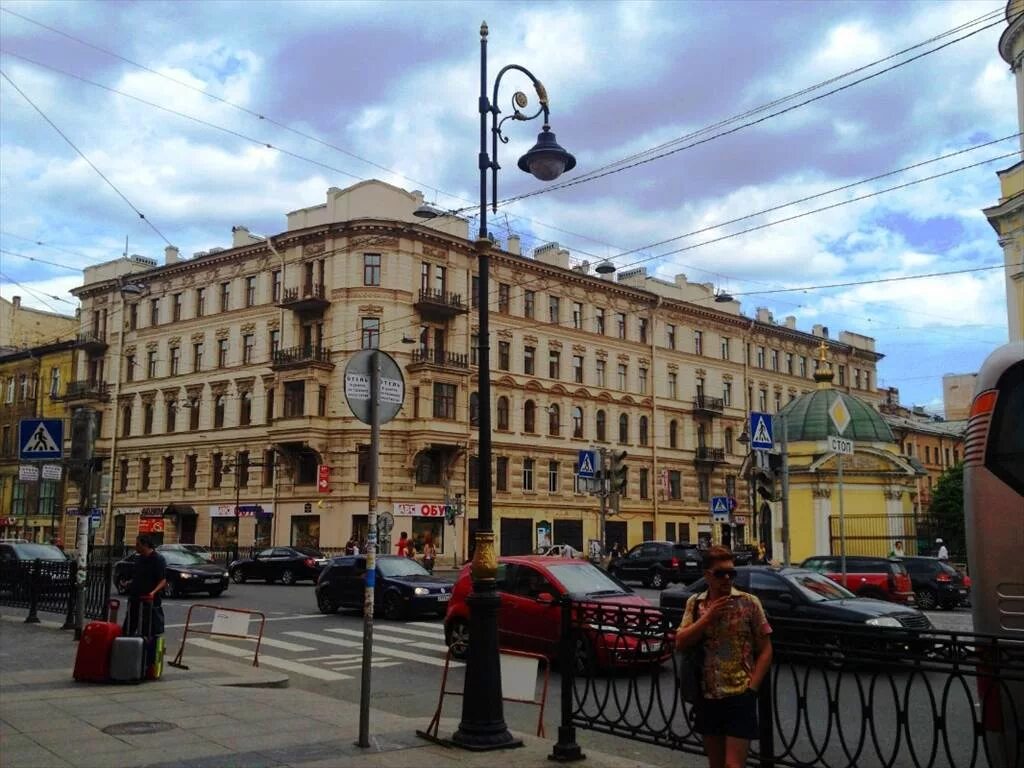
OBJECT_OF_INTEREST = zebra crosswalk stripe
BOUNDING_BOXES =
[284,630,460,668]
[325,627,449,653]
[187,638,351,681]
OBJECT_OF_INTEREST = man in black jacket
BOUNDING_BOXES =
[123,535,167,636]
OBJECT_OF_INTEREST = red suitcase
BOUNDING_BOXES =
[73,621,122,682]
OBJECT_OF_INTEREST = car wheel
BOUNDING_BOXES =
[915,589,938,611]
[650,571,666,590]
[448,619,469,659]
[317,592,338,615]
[209,589,224,598]
[231,569,246,584]
[280,569,296,586]
[573,633,595,674]
[383,592,404,620]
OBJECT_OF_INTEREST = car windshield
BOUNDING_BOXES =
[294,547,324,558]
[161,551,208,566]
[13,544,67,560]
[546,562,628,596]
[784,571,855,601]
[378,558,430,578]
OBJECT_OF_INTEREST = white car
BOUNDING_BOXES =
[537,544,585,559]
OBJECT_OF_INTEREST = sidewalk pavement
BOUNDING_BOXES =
[0,617,682,768]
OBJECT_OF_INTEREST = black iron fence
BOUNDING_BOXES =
[552,599,1024,768]
[0,559,112,626]
[826,513,952,559]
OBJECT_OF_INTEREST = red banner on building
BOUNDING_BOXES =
[317,465,330,493]
[138,517,165,534]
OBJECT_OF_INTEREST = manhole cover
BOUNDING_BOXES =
[102,721,177,736]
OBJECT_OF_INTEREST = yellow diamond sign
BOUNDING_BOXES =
[828,395,852,436]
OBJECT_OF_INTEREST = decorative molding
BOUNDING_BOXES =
[667,363,679,373]
[215,328,230,340]
[883,488,903,500]
[162,388,180,402]
[209,380,229,396]
[185,385,203,398]
[423,245,446,259]
[267,318,280,330]
[549,339,563,350]
[146,341,158,351]
[497,329,513,340]
[303,241,326,256]
[722,372,732,381]
[168,336,181,347]
[139,389,157,404]
[695,368,707,377]
[124,345,136,357]
[638,357,650,366]
[812,486,832,499]
[523,334,538,344]
[234,376,256,393]
[240,322,256,334]
[572,344,587,354]
[191,332,205,343]
[358,304,384,314]
[596,350,608,360]
[617,353,630,363]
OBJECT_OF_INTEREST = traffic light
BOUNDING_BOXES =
[608,450,627,514]
[754,468,776,503]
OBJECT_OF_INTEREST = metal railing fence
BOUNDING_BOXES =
[0,559,111,625]
[551,598,1024,768]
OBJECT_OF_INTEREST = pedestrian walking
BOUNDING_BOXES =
[675,545,773,768]
[396,531,412,557]
[889,540,904,558]
[936,538,949,560]
[344,538,356,555]
[422,535,436,574]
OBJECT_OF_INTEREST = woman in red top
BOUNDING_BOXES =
[396,532,410,556]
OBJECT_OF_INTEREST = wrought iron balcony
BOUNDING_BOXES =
[694,446,726,464]
[409,348,470,371]
[693,395,725,416]
[277,283,330,313]
[57,380,110,402]
[414,288,468,320]
[75,331,108,353]
[271,345,334,370]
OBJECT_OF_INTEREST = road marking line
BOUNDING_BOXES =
[187,638,350,681]
[241,637,316,653]
[285,631,460,668]
[325,627,450,653]
[408,621,448,631]
[330,661,403,670]
[374,624,447,640]
[165,613,329,629]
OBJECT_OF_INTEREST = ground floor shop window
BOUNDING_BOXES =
[408,518,443,554]
[292,515,320,548]
[254,517,272,548]
[211,518,237,549]
[352,514,368,549]
[114,516,126,546]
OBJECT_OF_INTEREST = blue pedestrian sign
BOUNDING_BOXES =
[710,496,731,514]
[19,418,64,460]
[749,412,774,451]
[577,449,598,479]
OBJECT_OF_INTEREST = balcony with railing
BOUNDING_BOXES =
[56,380,111,402]
[277,283,330,313]
[75,331,108,353]
[694,446,726,464]
[413,288,468,320]
[408,348,470,372]
[270,345,334,371]
[693,395,725,416]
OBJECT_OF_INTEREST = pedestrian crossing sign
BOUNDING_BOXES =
[18,419,63,460]
[577,449,598,479]
[710,496,730,514]
[749,412,774,450]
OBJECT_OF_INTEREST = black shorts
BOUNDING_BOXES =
[695,690,758,740]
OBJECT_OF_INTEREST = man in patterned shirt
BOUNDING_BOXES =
[675,545,773,768]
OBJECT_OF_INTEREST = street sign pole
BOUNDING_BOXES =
[838,451,845,583]
[598,448,608,553]
[780,412,790,566]
[359,350,380,749]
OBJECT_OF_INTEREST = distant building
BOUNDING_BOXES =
[941,372,978,421]
[0,295,78,351]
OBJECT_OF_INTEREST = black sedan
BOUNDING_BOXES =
[315,555,454,619]
[228,546,327,585]
[901,556,969,610]
[0,542,72,599]
[660,566,933,635]
[115,549,229,598]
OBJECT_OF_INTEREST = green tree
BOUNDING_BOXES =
[926,464,965,560]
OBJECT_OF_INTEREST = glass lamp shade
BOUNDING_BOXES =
[518,128,576,182]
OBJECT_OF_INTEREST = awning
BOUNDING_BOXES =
[164,504,197,516]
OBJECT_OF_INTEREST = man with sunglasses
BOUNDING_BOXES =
[675,545,773,768]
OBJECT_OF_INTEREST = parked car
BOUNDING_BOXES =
[444,555,669,671]
[228,546,327,585]
[607,541,703,588]
[158,543,214,562]
[536,544,585,559]
[315,554,453,619]
[659,566,933,640]
[0,542,72,599]
[799,555,915,605]
[114,549,229,598]
[900,556,969,611]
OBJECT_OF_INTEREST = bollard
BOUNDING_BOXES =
[549,596,585,762]
[24,559,41,624]
[62,560,78,631]
[757,668,775,768]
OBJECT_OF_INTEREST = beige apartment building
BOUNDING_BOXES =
[67,180,883,561]
[0,295,78,352]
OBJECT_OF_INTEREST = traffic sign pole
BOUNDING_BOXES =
[359,351,380,749]
[780,412,790,567]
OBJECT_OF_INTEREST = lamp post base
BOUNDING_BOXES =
[450,578,522,752]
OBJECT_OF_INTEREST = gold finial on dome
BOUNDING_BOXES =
[813,340,834,387]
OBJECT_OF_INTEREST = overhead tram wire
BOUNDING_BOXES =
[320,147,1021,350]
[0,248,86,273]
[497,15,1008,206]
[0,272,75,313]
[561,7,1004,182]
[0,70,174,248]
[0,231,113,263]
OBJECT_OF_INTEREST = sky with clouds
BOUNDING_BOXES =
[0,0,1017,413]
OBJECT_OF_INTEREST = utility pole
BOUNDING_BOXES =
[358,350,380,748]
[779,412,790,566]
[597,448,608,552]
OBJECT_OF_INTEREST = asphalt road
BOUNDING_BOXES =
[155,578,981,768]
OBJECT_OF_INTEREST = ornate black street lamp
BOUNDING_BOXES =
[451,21,575,751]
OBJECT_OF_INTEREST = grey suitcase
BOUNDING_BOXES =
[109,636,145,682]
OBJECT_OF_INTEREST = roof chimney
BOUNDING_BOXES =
[232,225,255,247]
[12,296,21,308]
[507,235,521,256]
[164,246,180,265]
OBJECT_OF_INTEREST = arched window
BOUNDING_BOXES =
[572,406,584,439]
[239,392,252,426]
[121,405,132,437]
[214,395,226,429]
[549,404,560,437]
[596,410,607,441]
[497,396,509,430]
[618,414,629,444]
[669,420,678,449]
[470,392,480,428]
[697,423,707,448]
[639,416,649,446]
[725,427,734,455]
[524,400,536,433]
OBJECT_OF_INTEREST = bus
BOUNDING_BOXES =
[963,340,1023,767]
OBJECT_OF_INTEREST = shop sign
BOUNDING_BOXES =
[209,503,274,518]
[65,507,102,517]
[112,506,164,517]
[734,515,748,526]
[138,517,165,534]
[1,516,18,526]
[393,502,456,518]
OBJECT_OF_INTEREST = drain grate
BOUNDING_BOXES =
[102,721,178,735]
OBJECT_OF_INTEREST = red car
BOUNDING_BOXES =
[444,555,670,671]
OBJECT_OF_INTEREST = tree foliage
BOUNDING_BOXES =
[926,464,965,559]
